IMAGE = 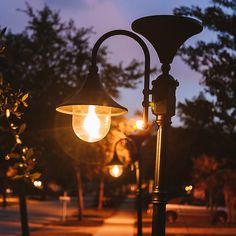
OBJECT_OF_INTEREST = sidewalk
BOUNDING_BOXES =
[93,198,136,236]
[29,198,136,236]
[4,196,236,236]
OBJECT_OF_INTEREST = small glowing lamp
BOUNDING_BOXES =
[135,119,144,130]
[107,151,124,178]
[6,188,12,194]
[185,185,193,194]
[33,180,43,189]
[109,165,123,178]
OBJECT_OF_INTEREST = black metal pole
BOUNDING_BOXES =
[18,180,30,236]
[135,160,143,236]
[130,133,149,236]
[151,64,179,236]
[152,115,170,236]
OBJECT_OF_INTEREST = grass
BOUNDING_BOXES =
[43,207,116,227]
[29,207,116,236]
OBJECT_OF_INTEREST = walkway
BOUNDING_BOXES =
[93,198,136,236]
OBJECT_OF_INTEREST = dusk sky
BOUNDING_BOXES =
[0,0,211,126]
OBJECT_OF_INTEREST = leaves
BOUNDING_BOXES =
[26,147,33,159]
[12,174,25,180]
[15,134,22,144]
[0,33,39,187]
[174,1,236,134]
[178,93,216,129]
[18,123,26,134]
[6,152,21,159]
[21,93,28,101]
[5,109,10,117]
[29,172,41,180]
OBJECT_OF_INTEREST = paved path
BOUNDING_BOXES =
[2,197,236,235]
[93,198,136,236]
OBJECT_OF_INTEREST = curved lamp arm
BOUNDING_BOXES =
[90,30,151,128]
[114,137,137,157]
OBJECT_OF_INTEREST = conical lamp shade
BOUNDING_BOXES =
[107,151,124,167]
[56,71,128,116]
[132,15,203,64]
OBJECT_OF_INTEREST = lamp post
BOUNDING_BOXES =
[129,125,150,236]
[107,139,125,178]
[106,136,145,236]
[56,15,203,236]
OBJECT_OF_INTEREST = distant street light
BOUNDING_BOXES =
[57,15,203,236]
[107,143,124,178]
[135,119,144,130]
[106,132,148,236]
[33,180,43,189]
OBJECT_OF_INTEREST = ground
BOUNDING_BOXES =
[1,196,236,236]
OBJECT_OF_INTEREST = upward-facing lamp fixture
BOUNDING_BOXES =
[57,15,203,236]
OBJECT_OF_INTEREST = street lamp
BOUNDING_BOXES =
[56,15,203,236]
[106,137,144,236]
[107,142,124,178]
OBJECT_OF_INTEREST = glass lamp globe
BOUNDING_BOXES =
[109,165,123,178]
[72,105,111,142]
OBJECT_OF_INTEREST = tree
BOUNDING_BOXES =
[174,0,236,134]
[0,28,40,236]
[221,169,236,224]
[178,92,217,130]
[191,155,236,224]
[191,155,224,223]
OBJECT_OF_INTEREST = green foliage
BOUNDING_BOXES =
[0,28,40,186]
[174,0,236,133]
[178,92,217,129]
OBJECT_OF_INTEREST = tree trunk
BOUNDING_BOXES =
[18,180,30,236]
[209,190,214,224]
[2,189,7,208]
[75,169,84,220]
[97,173,104,210]
[224,187,235,224]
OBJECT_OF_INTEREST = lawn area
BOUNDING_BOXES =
[41,207,116,227]
[30,207,116,236]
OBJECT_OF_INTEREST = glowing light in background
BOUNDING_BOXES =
[109,165,123,178]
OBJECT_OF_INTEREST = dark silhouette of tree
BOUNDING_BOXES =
[0,27,40,236]
[178,92,217,130]
[192,155,236,224]
[174,0,236,134]
[191,155,223,223]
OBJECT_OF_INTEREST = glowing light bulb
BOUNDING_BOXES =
[83,106,100,139]
[135,119,144,130]
[109,165,123,178]
[72,105,111,142]
[33,180,43,189]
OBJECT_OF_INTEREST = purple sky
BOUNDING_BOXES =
[0,0,211,126]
